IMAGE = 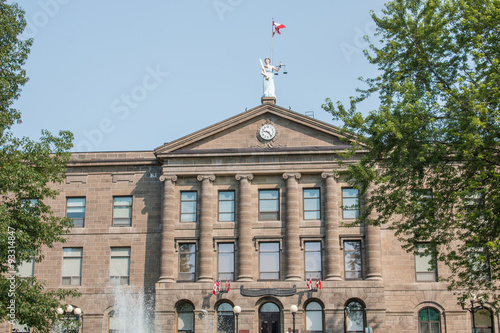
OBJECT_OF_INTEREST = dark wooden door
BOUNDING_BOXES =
[259,312,280,333]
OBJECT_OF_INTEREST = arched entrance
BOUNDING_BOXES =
[259,302,281,333]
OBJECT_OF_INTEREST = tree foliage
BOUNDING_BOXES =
[323,0,500,308]
[0,1,78,331]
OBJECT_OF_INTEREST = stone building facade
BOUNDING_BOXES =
[2,98,498,332]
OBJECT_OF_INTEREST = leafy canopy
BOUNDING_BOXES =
[0,1,78,331]
[323,0,500,308]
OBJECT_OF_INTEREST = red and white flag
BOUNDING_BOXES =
[217,279,221,293]
[273,21,286,36]
[213,280,217,295]
[226,279,231,292]
[307,277,313,290]
[316,277,322,290]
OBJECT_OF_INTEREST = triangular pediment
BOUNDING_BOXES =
[154,102,356,157]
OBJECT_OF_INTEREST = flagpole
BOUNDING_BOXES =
[271,18,274,65]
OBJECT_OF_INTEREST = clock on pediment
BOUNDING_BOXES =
[257,119,279,144]
[259,123,276,140]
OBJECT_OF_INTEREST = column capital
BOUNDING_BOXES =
[321,171,340,179]
[197,174,216,182]
[282,172,301,180]
[159,174,177,183]
[235,173,254,181]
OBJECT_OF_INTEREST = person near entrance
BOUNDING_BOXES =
[286,327,292,333]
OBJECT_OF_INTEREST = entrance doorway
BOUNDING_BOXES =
[259,302,281,333]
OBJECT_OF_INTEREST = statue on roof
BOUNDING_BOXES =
[260,58,282,98]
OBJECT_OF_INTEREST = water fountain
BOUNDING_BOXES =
[110,284,155,332]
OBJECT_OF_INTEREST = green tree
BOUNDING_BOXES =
[323,0,500,308]
[0,1,78,331]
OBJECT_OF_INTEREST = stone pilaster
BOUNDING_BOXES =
[235,173,254,281]
[283,172,302,281]
[158,174,177,283]
[197,174,216,282]
[322,172,342,280]
[365,184,383,280]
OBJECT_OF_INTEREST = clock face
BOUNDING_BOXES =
[259,124,276,140]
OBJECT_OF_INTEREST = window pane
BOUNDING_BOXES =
[178,312,194,330]
[62,257,81,276]
[260,252,279,272]
[17,259,34,277]
[181,201,197,213]
[219,213,234,222]
[260,243,279,279]
[345,241,362,279]
[114,197,132,205]
[343,210,359,219]
[260,303,279,312]
[181,213,196,222]
[343,188,358,198]
[306,309,323,331]
[218,253,234,274]
[304,198,320,211]
[181,192,197,201]
[64,248,83,257]
[419,309,429,321]
[110,257,130,276]
[219,201,234,213]
[475,309,492,326]
[428,308,440,321]
[219,191,234,201]
[260,190,278,199]
[260,242,279,252]
[304,189,320,198]
[260,200,279,212]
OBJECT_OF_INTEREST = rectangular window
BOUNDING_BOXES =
[342,188,359,219]
[259,242,280,280]
[468,247,490,282]
[344,241,362,279]
[17,258,34,278]
[304,241,322,280]
[62,248,82,286]
[67,197,86,227]
[218,243,234,281]
[113,196,132,226]
[415,243,437,282]
[304,188,321,220]
[259,189,280,220]
[218,191,235,222]
[304,189,321,220]
[179,243,196,281]
[110,247,131,285]
[181,191,197,222]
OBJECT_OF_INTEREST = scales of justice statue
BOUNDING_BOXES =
[260,58,287,98]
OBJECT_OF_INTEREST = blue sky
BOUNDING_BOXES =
[11,0,388,152]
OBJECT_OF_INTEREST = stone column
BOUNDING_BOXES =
[235,173,254,281]
[322,172,342,280]
[197,174,216,282]
[283,172,302,281]
[158,174,177,283]
[365,185,383,280]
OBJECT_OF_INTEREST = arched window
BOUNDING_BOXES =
[217,302,234,333]
[418,307,440,333]
[345,301,365,333]
[109,310,125,333]
[177,302,194,333]
[474,308,494,333]
[305,301,323,333]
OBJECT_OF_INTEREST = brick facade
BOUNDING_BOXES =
[2,99,496,333]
